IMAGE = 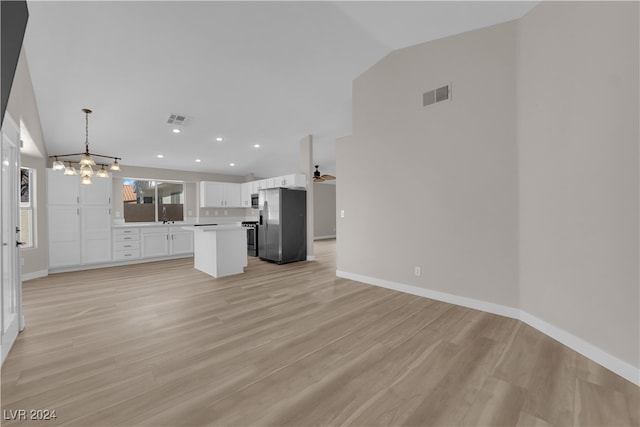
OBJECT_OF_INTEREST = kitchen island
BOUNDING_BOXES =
[183,225,247,278]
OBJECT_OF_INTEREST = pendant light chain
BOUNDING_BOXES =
[48,108,123,182]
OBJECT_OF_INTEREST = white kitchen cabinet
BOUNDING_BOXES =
[47,172,79,205]
[240,182,252,207]
[141,227,170,258]
[278,174,306,188]
[141,226,193,258]
[81,206,112,264]
[113,228,140,261]
[81,175,112,205]
[224,183,241,207]
[255,179,267,192]
[47,169,112,269]
[199,181,242,207]
[169,228,193,255]
[48,206,81,267]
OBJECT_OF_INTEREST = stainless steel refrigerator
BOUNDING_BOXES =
[258,187,306,264]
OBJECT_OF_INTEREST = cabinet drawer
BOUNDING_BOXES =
[113,240,140,251]
[113,234,140,242]
[113,249,140,261]
[113,228,140,236]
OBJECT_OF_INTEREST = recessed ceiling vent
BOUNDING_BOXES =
[423,84,451,107]
[167,114,187,125]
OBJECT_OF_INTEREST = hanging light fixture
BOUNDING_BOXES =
[96,164,109,178]
[63,162,77,176]
[52,156,65,171]
[49,108,122,183]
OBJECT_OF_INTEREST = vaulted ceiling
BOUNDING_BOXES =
[24,1,536,179]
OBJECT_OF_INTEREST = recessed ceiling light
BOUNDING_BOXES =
[216,137,223,142]
[229,162,235,167]
[157,154,164,158]
[253,144,261,148]
[195,159,201,163]
[172,128,181,134]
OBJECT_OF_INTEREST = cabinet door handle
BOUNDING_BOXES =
[77,208,79,215]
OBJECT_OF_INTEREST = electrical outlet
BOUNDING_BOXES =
[205,210,210,216]
[115,211,121,218]
[340,210,345,218]
[414,266,421,277]
[224,210,227,216]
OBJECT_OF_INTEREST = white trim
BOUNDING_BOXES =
[306,255,316,261]
[21,269,48,281]
[336,270,519,319]
[335,270,640,387]
[519,311,639,386]
[314,235,336,240]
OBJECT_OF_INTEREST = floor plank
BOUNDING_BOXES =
[1,239,638,426]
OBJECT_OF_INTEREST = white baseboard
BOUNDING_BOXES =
[336,270,640,386]
[306,255,316,261]
[314,235,336,240]
[519,311,639,386]
[336,270,519,319]
[21,270,48,281]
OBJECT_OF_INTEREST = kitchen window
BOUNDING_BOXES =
[122,178,184,223]
[19,167,34,248]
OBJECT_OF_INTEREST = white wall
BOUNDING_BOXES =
[337,20,520,308]
[337,1,639,381]
[517,1,639,371]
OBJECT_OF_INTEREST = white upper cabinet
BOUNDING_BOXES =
[47,171,80,205]
[199,181,242,208]
[81,175,112,205]
[278,174,306,188]
[200,175,305,208]
[240,182,252,207]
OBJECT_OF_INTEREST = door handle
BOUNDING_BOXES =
[16,241,26,247]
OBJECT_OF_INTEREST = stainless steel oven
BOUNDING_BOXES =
[251,193,259,209]
[242,221,258,256]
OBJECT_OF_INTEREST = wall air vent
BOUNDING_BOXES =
[167,114,187,125]
[423,84,451,107]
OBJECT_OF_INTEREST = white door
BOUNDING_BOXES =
[48,206,81,267]
[81,206,112,264]
[1,116,23,364]
[170,231,193,255]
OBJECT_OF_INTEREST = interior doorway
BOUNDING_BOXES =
[1,115,24,364]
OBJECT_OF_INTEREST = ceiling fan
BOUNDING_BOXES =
[313,165,336,183]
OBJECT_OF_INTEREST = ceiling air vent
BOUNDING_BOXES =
[423,84,451,107]
[167,114,187,125]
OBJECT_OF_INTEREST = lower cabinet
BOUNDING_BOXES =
[113,228,141,261]
[48,206,82,268]
[81,206,112,264]
[170,230,193,255]
[141,227,170,258]
[139,226,193,259]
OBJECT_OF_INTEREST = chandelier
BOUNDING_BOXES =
[49,108,122,184]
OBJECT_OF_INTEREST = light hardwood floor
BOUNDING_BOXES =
[2,239,638,426]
